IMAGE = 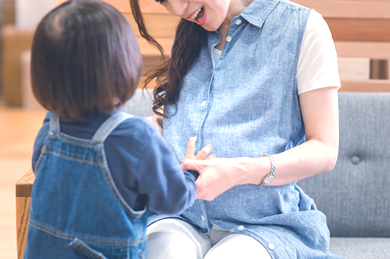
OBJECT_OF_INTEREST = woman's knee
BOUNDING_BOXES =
[146,231,200,259]
[145,219,211,259]
[204,234,271,259]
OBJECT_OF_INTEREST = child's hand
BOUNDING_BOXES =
[181,137,216,167]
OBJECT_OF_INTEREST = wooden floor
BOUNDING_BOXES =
[0,103,46,259]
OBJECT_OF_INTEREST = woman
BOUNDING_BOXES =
[130,0,343,258]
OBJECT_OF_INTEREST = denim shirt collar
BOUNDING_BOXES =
[239,0,280,28]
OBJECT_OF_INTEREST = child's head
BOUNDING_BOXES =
[31,0,143,120]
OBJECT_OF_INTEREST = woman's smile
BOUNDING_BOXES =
[161,0,230,31]
[161,0,251,32]
[188,6,203,21]
[186,5,207,25]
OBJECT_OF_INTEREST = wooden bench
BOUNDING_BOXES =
[15,0,390,258]
[15,170,34,259]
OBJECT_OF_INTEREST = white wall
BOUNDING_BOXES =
[15,0,57,29]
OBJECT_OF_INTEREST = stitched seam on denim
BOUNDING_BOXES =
[29,219,144,246]
[92,113,133,143]
[34,133,55,172]
[51,133,101,146]
[91,112,123,142]
[96,125,149,218]
[70,239,107,259]
[50,113,60,131]
[98,146,146,218]
[41,150,104,167]
[34,152,47,173]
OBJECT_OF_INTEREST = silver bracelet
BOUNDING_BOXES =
[259,154,277,186]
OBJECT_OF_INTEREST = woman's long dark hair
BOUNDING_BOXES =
[130,0,207,117]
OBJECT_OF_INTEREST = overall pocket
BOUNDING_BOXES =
[69,238,108,259]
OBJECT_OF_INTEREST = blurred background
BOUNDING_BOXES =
[0,1,56,259]
[0,0,389,258]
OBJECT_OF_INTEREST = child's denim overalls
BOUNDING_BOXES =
[25,112,148,259]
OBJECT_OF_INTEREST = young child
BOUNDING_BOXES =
[24,0,200,258]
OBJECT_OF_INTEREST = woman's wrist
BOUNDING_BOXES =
[235,157,271,185]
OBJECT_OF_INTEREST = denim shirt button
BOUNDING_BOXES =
[226,36,232,42]
[201,215,206,221]
[201,101,207,107]
[268,243,275,250]
[235,19,242,25]
[237,225,244,231]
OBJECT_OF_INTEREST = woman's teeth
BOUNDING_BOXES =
[191,6,204,21]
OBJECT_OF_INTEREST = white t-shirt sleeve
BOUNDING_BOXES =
[297,11,341,95]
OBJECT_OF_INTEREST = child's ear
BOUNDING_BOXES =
[113,97,120,106]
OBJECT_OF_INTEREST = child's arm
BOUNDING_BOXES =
[135,130,199,215]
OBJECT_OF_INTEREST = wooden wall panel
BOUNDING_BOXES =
[326,19,390,42]
[294,1,390,19]
[58,0,168,13]
[338,58,370,81]
[340,80,390,92]
[124,13,179,38]
[335,42,390,59]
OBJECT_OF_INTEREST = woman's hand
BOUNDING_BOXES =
[182,137,216,163]
[181,157,264,201]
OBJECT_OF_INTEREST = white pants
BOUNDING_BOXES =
[145,219,271,259]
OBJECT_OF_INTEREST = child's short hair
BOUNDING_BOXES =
[31,0,143,120]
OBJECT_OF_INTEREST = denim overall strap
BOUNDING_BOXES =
[50,112,60,132]
[92,112,133,143]
[28,110,148,258]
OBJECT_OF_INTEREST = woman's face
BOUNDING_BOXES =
[160,0,231,31]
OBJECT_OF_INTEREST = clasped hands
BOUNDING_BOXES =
[180,137,250,201]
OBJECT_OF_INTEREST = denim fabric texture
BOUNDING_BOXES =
[149,0,344,258]
[25,112,148,259]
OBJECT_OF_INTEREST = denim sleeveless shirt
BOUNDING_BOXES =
[25,112,148,259]
[152,0,344,258]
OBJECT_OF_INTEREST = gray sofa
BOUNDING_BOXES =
[299,92,390,259]
[123,90,390,259]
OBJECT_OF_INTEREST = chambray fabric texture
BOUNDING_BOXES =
[299,93,390,238]
[149,0,344,258]
[26,111,197,258]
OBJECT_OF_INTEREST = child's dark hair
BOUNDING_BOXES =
[31,0,143,120]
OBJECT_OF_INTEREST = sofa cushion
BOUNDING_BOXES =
[121,89,154,117]
[330,238,390,259]
[298,93,390,237]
